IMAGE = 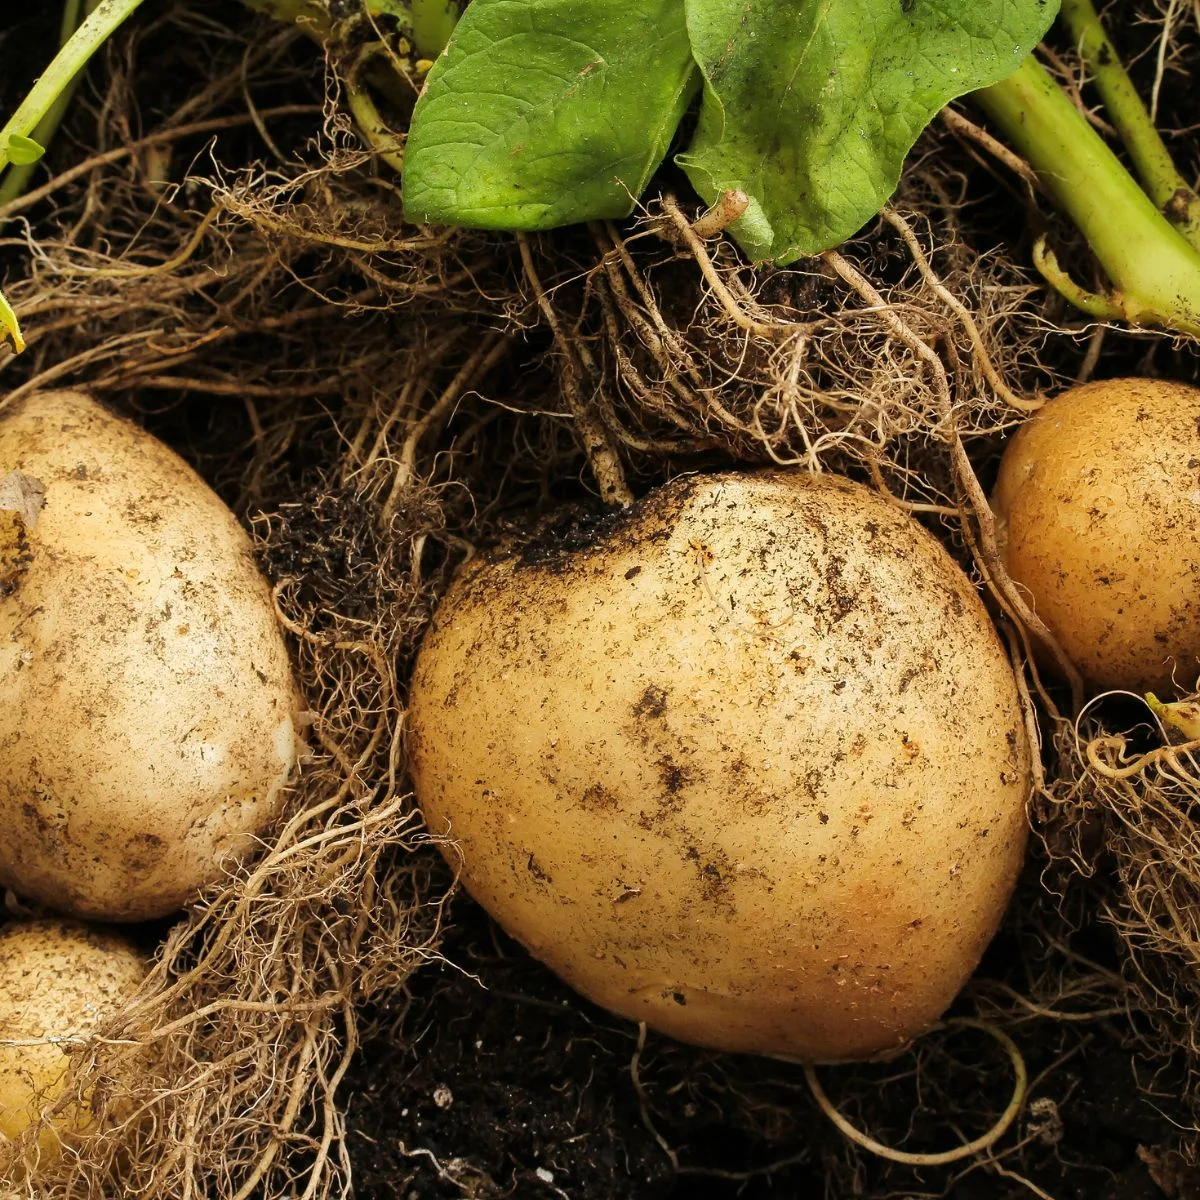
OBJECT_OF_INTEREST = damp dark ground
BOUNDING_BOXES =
[342,868,1199,1200]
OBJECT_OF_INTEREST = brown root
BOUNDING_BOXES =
[805,1019,1029,1167]
[1044,696,1200,1079]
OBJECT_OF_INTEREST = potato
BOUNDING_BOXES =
[0,918,146,1164]
[0,390,301,921]
[409,471,1029,1062]
[992,377,1200,693]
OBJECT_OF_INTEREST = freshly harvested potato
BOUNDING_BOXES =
[0,919,146,1164]
[0,390,301,921]
[992,377,1200,693]
[409,471,1030,1063]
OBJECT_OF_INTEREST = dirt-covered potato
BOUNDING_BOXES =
[409,471,1030,1062]
[992,378,1200,693]
[0,390,301,921]
[0,918,146,1165]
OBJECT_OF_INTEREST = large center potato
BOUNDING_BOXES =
[0,391,300,921]
[409,471,1029,1062]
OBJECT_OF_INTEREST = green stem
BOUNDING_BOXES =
[1060,0,1200,250]
[974,56,1200,338]
[0,0,146,174]
[411,0,458,60]
[241,0,419,109]
[237,0,333,40]
[346,48,406,175]
[1,0,144,355]
[243,0,452,165]
[0,0,88,212]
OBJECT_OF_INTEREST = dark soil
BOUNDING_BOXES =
[344,867,1197,1200]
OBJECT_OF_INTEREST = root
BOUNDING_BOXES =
[940,106,1042,191]
[658,193,807,340]
[805,1019,1028,1167]
[1086,733,1200,780]
[1040,681,1200,1114]
[630,1022,679,1171]
[880,206,1044,413]
[821,245,1083,714]
[562,180,1067,496]
[516,233,633,506]
[689,189,750,240]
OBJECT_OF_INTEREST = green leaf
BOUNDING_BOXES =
[403,0,699,229]
[679,0,1061,263]
[0,288,26,355]
[6,135,45,166]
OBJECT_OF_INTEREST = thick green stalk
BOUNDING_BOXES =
[0,0,146,174]
[411,0,458,59]
[0,0,88,212]
[1060,0,1200,249]
[974,56,1200,337]
[0,0,146,354]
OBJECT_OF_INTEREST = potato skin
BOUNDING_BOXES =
[409,472,1029,1062]
[0,391,300,920]
[0,918,146,1163]
[992,378,1200,693]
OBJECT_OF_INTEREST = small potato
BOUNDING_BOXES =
[992,377,1200,693]
[0,391,301,921]
[0,919,146,1165]
[409,472,1030,1062]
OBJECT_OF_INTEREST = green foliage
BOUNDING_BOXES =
[680,0,1060,262]
[403,0,1058,259]
[403,0,698,229]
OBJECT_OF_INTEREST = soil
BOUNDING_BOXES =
[344,874,1196,1200]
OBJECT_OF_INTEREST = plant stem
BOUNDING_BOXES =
[346,47,406,174]
[240,0,418,109]
[0,0,88,213]
[0,0,144,354]
[410,0,458,60]
[237,0,332,39]
[1060,0,1200,249]
[0,0,146,174]
[974,56,1200,337]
